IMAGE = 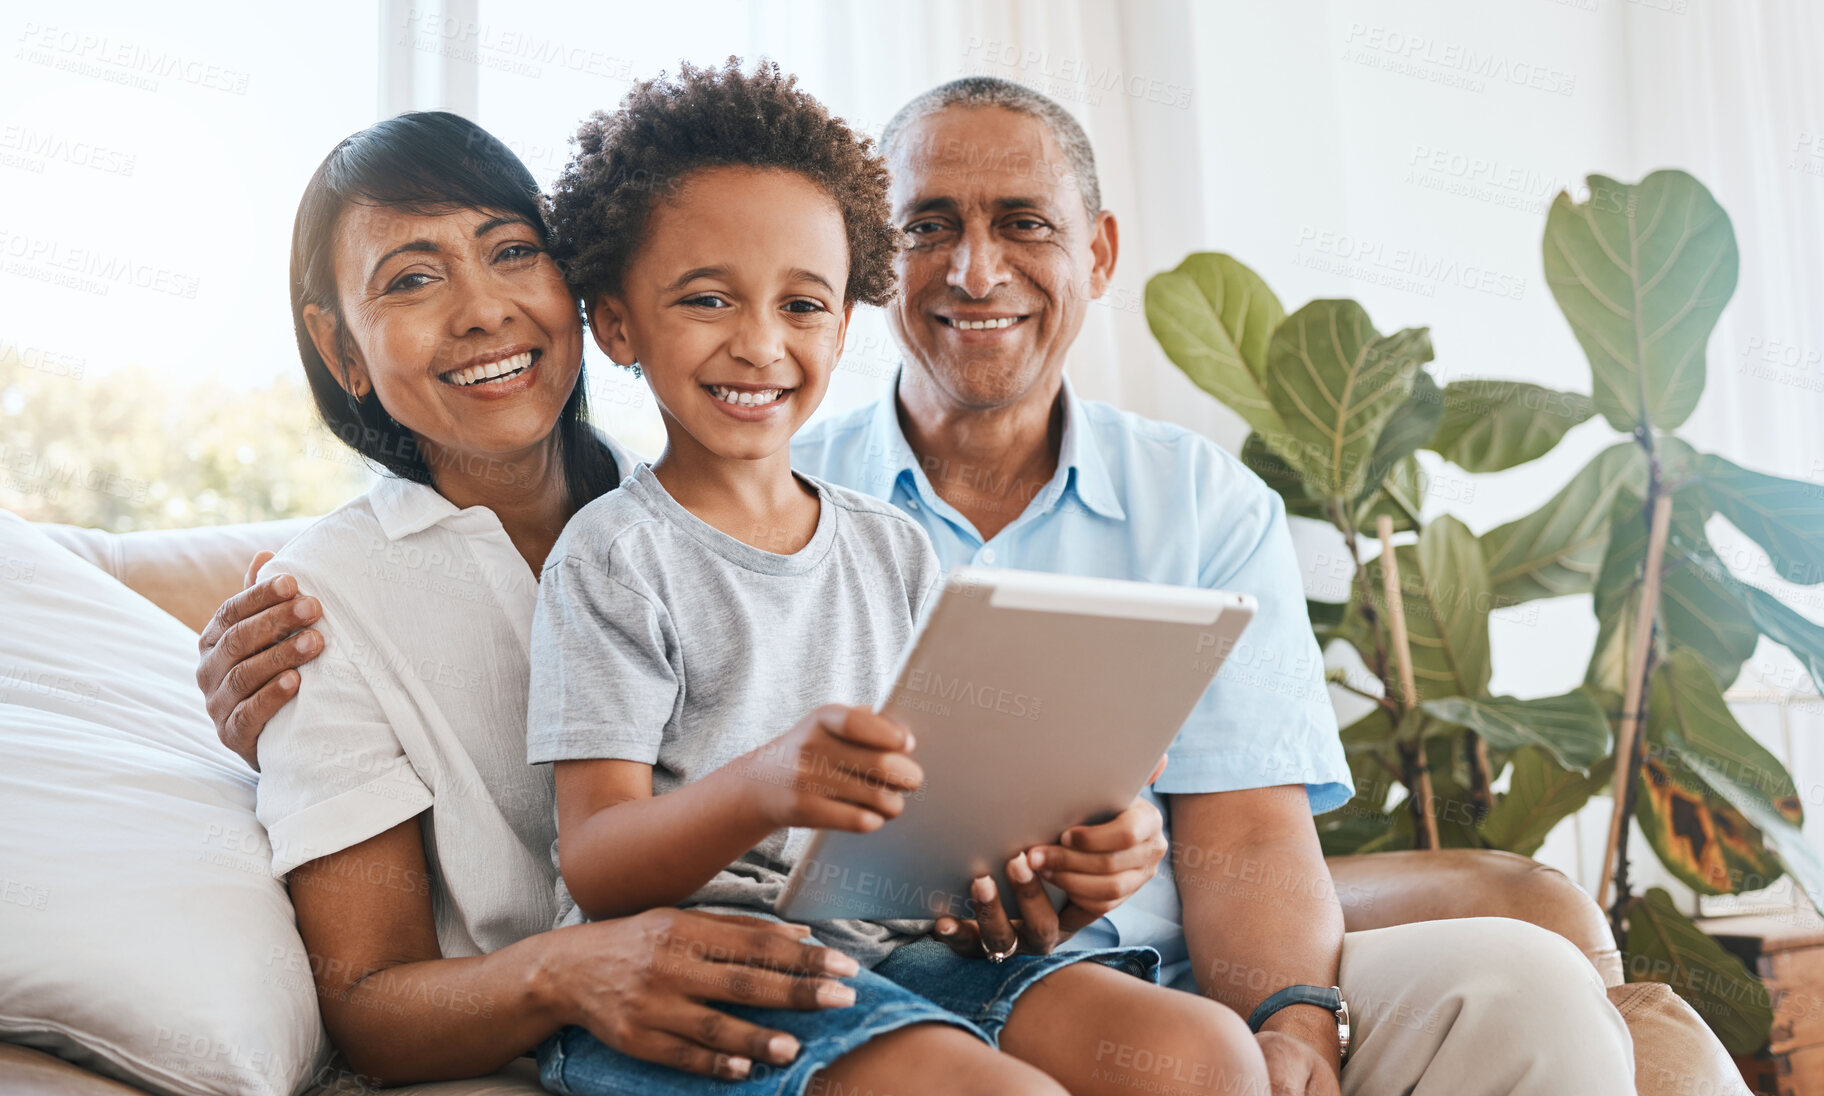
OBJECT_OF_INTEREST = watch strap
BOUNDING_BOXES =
[1246,984,1343,1033]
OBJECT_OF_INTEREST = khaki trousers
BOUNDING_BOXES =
[1334,916,1635,1096]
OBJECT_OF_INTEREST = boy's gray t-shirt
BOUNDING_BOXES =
[526,462,944,967]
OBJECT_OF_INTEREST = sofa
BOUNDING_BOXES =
[0,516,1749,1095]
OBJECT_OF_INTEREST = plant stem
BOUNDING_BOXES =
[1466,733,1494,820]
[1335,678,1400,712]
[1375,515,1438,849]
[1336,502,1392,689]
[1597,456,1671,925]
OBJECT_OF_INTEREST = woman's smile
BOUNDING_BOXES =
[437,347,545,402]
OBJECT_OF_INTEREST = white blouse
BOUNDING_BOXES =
[255,436,638,958]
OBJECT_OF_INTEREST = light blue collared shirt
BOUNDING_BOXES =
[793,377,1351,989]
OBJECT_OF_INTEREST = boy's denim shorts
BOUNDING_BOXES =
[536,935,1161,1096]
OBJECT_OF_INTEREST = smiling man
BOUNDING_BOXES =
[790,77,1636,1096]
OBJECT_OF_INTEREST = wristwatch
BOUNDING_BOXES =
[1246,984,1351,1062]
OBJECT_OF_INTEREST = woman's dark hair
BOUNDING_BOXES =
[290,110,618,510]
[549,58,898,313]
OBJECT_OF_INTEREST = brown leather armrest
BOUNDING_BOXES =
[35,519,316,634]
[1327,848,1624,986]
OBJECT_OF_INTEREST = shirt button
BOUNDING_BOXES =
[980,548,997,564]
[906,498,919,510]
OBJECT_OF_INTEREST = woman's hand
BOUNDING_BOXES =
[534,908,861,1081]
[935,757,1169,959]
[194,551,323,769]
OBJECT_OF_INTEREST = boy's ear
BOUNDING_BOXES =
[832,300,855,359]
[588,294,638,366]
[303,304,372,399]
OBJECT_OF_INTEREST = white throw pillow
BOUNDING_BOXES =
[0,509,328,1096]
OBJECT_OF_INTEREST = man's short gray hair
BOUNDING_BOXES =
[880,76,1101,218]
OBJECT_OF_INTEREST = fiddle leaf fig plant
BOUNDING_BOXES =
[1145,168,1824,1052]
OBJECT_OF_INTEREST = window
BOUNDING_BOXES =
[1,1,380,528]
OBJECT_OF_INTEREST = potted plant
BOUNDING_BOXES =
[1143,169,1823,1052]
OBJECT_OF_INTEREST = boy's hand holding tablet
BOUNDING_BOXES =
[733,705,924,834]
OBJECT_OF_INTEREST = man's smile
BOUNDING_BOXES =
[935,312,1031,334]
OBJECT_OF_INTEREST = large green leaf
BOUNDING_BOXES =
[1344,372,1443,535]
[1636,741,1784,896]
[1241,431,1326,521]
[1481,442,1648,603]
[1429,380,1595,473]
[1364,371,1443,489]
[1386,738,1489,850]
[1264,300,1432,499]
[1338,707,1398,806]
[1147,253,1288,437]
[1625,887,1772,1055]
[1591,491,1758,689]
[1479,746,1613,856]
[1650,650,1822,912]
[1367,516,1492,701]
[1740,582,1824,695]
[1320,708,1405,857]
[1633,650,1806,901]
[1543,170,1739,433]
[1420,690,1612,772]
[1352,455,1428,535]
[1696,453,1824,587]
[1317,807,1403,857]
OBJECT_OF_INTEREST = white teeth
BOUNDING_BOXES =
[952,317,1017,331]
[709,385,786,407]
[444,350,534,387]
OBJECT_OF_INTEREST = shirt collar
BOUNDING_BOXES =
[368,473,462,542]
[1054,376,1125,521]
[874,374,1125,523]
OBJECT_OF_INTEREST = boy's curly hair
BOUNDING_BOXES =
[550,58,898,310]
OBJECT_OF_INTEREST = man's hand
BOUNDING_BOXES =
[936,757,1168,958]
[736,706,923,833]
[195,551,322,769]
[1257,1029,1342,1096]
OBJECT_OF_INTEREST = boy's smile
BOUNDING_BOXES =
[590,165,853,465]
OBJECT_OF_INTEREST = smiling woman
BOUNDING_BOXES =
[289,111,618,529]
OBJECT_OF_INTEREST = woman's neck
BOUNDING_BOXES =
[420,432,573,576]
[651,429,818,554]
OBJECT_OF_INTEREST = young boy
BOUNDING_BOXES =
[525,60,1267,1096]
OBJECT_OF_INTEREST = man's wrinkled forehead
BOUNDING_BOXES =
[887,106,1082,215]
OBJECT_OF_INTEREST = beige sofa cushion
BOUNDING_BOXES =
[1609,982,1751,1096]
[0,1044,543,1096]
[37,519,313,634]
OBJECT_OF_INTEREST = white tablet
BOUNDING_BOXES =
[777,567,1254,922]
